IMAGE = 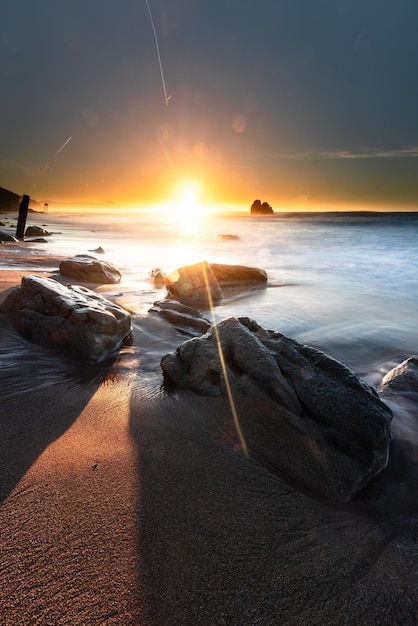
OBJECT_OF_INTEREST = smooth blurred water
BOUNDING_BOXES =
[2,209,418,384]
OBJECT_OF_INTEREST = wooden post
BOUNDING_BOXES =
[16,194,30,240]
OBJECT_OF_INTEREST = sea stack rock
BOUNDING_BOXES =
[0,275,132,364]
[250,199,274,215]
[161,317,393,502]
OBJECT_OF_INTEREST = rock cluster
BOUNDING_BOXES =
[161,317,393,502]
[0,275,132,364]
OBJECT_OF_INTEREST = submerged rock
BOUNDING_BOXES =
[59,254,122,284]
[161,317,393,502]
[0,275,132,364]
[164,260,222,304]
[217,234,240,240]
[150,299,211,334]
[378,357,418,395]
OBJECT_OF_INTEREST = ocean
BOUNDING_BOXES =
[1,208,418,388]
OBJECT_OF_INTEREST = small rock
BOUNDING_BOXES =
[378,357,418,394]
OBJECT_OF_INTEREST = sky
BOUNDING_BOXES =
[1,0,418,211]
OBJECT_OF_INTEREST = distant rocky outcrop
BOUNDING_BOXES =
[0,275,132,364]
[59,254,122,284]
[378,357,418,395]
[251,199,274,215]
[0,187,19,213]
[161,316,393,502]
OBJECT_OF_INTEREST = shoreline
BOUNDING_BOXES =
[1,249,417,624]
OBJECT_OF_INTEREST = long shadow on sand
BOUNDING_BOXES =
[129,384,418,625]
[0,319,113,503]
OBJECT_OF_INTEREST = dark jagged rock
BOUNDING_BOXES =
[150,300,211,334]
[251,199,274,214]
[59,254,122,284]
[0,275,132,364]
[164,260,222,304]
[378,357,418,395]
[24,225,51,237]
[161,317,393,502]
[88,246,106,254]
[0,186,19,212]
[0,231,18,242]
[210,263,267,283]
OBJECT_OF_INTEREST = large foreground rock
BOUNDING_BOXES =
[0,275,132,364]
[378,357,418,394]
[161,317,393,502]
[59,254,122,284]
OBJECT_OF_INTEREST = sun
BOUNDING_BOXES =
[181,188,198,214]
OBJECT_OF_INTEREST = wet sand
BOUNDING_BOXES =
[0,262,418,625]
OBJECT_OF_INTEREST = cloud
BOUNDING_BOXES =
[266,147,418,160]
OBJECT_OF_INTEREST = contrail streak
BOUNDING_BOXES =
[145,0,171,106]
[40,136,72,174]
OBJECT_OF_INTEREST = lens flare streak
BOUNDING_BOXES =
[202,263,249,456]
[40,136,72,174]
[145,0,171,106]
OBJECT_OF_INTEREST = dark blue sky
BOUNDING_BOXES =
[1,0,418,209]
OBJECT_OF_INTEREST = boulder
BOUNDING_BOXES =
[378,357,418,395]
[59,254,122,284]
[24,225,51,237]
[164,260,222,304]
[150,300,211,334]
[0,275,132,364]
[210,263,267,283]
[161,317,393,502]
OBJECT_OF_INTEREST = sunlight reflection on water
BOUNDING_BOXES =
[4,209,418,379]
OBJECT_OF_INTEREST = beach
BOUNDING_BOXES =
[1,211,418,625]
